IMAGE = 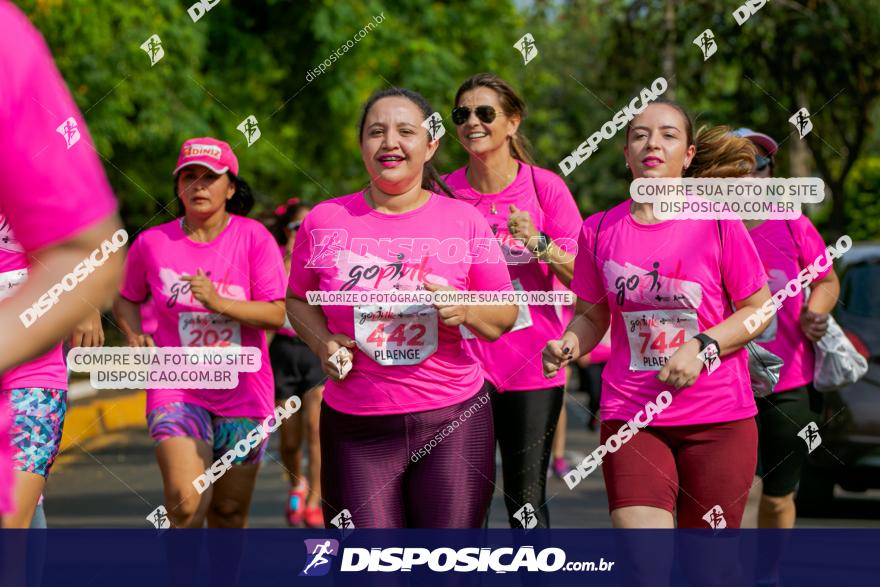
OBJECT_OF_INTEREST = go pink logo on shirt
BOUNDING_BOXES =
[159,268,246,308]
[305,227,534,271]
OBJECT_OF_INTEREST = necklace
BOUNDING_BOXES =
[181,215,231,239]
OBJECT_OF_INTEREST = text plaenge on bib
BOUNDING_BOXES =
[288,192,513,416]
[569,201,767,426]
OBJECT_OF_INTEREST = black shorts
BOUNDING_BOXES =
[755,383,824,497]
[269,334,325,400]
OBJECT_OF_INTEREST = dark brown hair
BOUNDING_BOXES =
[454,73,536,165]
[358,87,456,198]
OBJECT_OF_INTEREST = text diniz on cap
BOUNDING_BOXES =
[173,137,239,176]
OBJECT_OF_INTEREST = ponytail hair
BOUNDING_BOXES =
[626,99,756,178]
[357,87,458,198]
[454,73,536,165]
[688,125,757,178]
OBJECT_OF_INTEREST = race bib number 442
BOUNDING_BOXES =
[622,309,699,371]
[354,304,438,366]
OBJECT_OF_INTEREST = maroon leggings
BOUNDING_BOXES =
[320,389,495,528]
[600,417,757,528]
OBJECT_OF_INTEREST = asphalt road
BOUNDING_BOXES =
[43,392,880,529]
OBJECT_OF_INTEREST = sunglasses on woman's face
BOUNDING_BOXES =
[755,155,772,171]
[287,220,303,232]
[452,105,500,126]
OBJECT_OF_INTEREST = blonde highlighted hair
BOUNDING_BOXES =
[688,125,757,179]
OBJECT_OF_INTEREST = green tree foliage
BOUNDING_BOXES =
[14,0,880,240]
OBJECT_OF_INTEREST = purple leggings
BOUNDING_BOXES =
[320,387,495,528]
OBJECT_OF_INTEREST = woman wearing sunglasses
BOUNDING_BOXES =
[269,199,325,528]
[445,73,582,528]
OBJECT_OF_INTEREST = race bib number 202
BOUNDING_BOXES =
[622,309,699,371]
[178,312,242,347]
[354,304,438,366]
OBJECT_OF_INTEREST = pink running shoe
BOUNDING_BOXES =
[286,481,307,526]
[303,506,324,528]
[552,456,570,479]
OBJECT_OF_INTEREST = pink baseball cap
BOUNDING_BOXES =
[173,137,239,176]
[731,128,778,156]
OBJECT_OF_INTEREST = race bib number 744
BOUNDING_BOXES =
[622,309,699,371]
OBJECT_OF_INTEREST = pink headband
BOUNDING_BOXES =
[275,197,301,216]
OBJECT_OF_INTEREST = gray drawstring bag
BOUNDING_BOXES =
[812,314,868,391]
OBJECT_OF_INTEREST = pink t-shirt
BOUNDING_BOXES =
[0,2,118,514]
[587,331,612,364]
[288,191,513,416]
[570,201,766,426]
[0,215,67,391]
[748,217,831,392]
[140,296,158,336]
[277,244,297,338]
[445,165,582,391]
[120,215,286,419]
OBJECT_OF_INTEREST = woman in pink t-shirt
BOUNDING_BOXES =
[287,88,517,528]
[0,212,108,528]
[267,199,325,528]
[544,101,774,529]
[734,128,841,530]
[0,3,122,526]
[445,73,582,528]
[114,137,287,528]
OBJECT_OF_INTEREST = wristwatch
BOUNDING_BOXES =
[534,232,551,259]
[693,333,719,353]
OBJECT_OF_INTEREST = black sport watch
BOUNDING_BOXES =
[693,333,719,353]
[533,232,551,258]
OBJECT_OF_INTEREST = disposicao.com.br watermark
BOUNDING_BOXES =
[307,543,615,574]
[630,178,825,220]
[306,13,385,82]
[743,235,851,334]
[193,394,302,494]
[67,346,262,389]
[565,390,673,489]
[19,229,128,327]
[307,290,574,306]
[559,77,668,176]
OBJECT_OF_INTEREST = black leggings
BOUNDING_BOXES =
[489,383,564,528]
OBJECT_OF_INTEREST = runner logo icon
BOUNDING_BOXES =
[237,115,261,147]
[422,112,445,141]
[702,505,727,530]
[140,34,164,67]
[146,505,171,529]
[693,29,717,60]
[798,421,822,453]
[300,539,339,577]
[331,508,355,529]
[513,503,538,529]
[514,33,538,65]
[789,108,813,138]
[56,117,80,149]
